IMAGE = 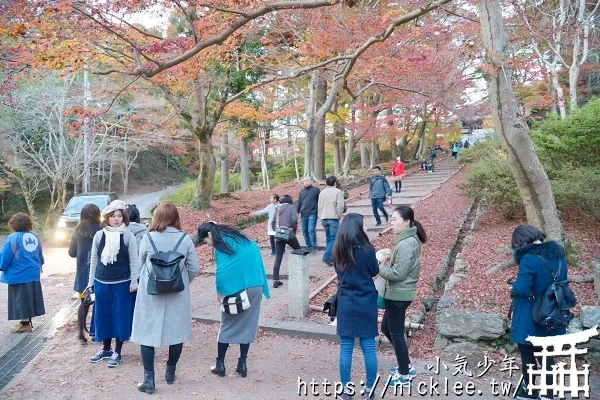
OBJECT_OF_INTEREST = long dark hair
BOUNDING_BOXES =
[332,213,374,271]
[197,222,250,255]
[393,206,427,243]
[74,204,101,239]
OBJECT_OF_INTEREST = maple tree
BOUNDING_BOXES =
[2,0,488,210]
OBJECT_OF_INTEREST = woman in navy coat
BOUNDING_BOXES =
[332,213,379,400]
[510,224,568,400]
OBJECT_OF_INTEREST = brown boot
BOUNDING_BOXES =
[11,320,32,333]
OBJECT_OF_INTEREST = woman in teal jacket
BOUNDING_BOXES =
[0,213,45,333]
[197,222,270,379]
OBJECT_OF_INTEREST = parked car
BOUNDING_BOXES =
[55,192,118,241]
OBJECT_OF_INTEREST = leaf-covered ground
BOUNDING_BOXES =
[448,208,600,316]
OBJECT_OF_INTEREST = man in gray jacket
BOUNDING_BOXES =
[317,176,344,266]
[369,166,392,227]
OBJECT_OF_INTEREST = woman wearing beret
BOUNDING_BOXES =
[87,200,139,368]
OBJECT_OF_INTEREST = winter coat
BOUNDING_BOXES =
[131,227,200,348]
[296,185,320,216]
[68,224,101,293]
[318,186,345,220]
[253,203,277,235]
[0,231,44,284]
[272,203,298,234]
[335,244,379,338]
[379,227,421,301]
[126,222,148,249]
[510,240,568,345]
[392,161,405,177]
[369,175,392,199]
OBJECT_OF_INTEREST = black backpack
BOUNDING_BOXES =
[531,256,576,331]
[146,233,187,295]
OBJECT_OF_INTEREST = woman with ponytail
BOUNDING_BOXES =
[378,205,427,389]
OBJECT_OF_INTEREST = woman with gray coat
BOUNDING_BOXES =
[131,203,200,394]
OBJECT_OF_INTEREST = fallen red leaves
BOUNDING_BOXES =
[448,205,600,318]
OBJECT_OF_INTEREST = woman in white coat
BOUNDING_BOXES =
[131,203,200,394]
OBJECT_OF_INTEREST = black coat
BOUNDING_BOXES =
[335,245,379,338]
[297,186,320,216]
[68,224,101,293]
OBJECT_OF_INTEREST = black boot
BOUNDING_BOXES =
[77,301,87,343]
[235,358,247,378]
[137,370,155,394]
[165,364,176,385]
[210,358,225,377]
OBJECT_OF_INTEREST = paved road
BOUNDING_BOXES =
[121,186,178,219]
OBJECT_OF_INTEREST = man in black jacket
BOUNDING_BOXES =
[297,177,320,252]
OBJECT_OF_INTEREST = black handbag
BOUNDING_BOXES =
[146,233,187,295]
[274,206,292,240]
[322,266,349,321]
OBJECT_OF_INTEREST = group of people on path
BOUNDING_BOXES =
[0,161,570,399]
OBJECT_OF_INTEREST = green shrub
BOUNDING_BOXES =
[551,165,600,221]
[531,98,600,168]
[213,171,258,193]
[459,150,524,219]
[272,158,303,184]
[161,178,195,207]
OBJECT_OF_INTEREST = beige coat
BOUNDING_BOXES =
[317,186,345,220]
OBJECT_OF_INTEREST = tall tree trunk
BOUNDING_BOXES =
[415,119,428,160]
[239,136,250,191]
[479,0,564,242]
[332,101,343,176]
[372,138,380,165]
[399,135,410,160]
[259,132,270,190]
[220,132,229,193]
[388,107,398,159]
[359,140,369,170]
[108,158,114,193]
[313,73,327,180]
[342,132,355,177]
[191,129,217,209]
[342,104,356,177]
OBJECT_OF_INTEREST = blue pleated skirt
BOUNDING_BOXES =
[92,280,135,342]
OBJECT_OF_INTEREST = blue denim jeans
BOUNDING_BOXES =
[301,214,318,251]
[339,336,378,391]
[371,198,388,224]
[321,219,339,263]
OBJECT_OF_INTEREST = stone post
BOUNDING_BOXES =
[288,251,309,317]
[593,261,600,301]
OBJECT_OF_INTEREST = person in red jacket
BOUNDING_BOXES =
[391,157,405,193]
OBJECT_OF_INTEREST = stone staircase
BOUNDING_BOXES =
[259,156,462,279]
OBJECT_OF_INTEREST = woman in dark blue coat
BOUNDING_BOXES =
[510,224,567,400]
[332,213,379,400]
[68,204,101,343]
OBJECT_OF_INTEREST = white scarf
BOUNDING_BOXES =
[101,224,127,265]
